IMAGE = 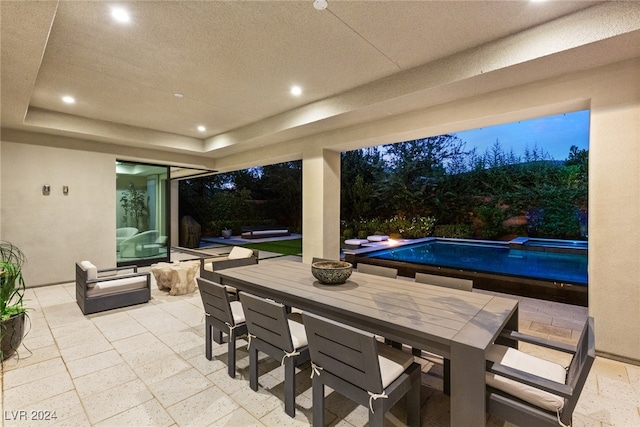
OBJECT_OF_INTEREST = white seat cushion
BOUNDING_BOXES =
[228,246,255,260]
[86,276,147,297]
[79,261,98,280]
[229,300,246,324]
[344,239,369,245]
[367,235,389,242]
[486,344,567,412]
[288,319,308,349]
[377,342,414,388]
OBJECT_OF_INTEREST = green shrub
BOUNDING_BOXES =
[434,224,473,238]
[475,205,506,239]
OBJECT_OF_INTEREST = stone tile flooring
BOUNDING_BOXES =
[2,258,639,426]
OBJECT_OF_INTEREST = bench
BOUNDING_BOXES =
[241,225,290,239]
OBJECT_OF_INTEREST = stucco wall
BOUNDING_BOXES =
[0,141,116,286]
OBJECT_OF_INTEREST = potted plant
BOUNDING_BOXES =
[120,182,148,231]
[221,227,233,239]
[0,241,27,361]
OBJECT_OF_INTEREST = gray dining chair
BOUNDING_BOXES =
[238,292,310,418]
[415,272,473,291]
[356,263,398,278]
[196,277,248,378]
[486,317,595,427]
[311,257,338,263]
[414,272,473,393]
[302,311,420,427]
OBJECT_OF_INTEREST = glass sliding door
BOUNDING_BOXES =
[116,161,170,266]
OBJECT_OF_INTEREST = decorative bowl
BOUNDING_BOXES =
[311,261,353,284]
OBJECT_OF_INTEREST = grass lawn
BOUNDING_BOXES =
[240,238,302,256]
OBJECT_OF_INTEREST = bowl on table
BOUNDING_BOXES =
[311,261,353,285]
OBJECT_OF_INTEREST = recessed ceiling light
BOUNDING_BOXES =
[62,96,75,104]
[197,125,206,132]
[173,93,184,98]
[290,86,302,96]
[111,7,130,23]
[313,0,328,10]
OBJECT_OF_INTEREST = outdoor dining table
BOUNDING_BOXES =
[215,260,519,427]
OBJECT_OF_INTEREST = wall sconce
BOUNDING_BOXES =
[42,185,50,195]
[63,186,69,195]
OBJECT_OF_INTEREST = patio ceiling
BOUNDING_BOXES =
[2,1,640,162]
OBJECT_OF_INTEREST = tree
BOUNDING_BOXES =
[341,147,386,220]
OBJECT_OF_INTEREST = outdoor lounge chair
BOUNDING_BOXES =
[239,292,310,418]
[75,261,150,314]
[196,277,248,378]
[486,317,595,427]
[302,311,421,427]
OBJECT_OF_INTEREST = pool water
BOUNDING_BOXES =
[368,240,588,285]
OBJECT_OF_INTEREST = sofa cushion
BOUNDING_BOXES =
[228,246,254,260]
[486,344,567,412]
[80,261,98,281]
[86,276,147,297]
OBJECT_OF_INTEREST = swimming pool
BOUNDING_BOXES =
[345,237,588,305]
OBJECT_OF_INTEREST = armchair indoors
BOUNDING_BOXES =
[116,227,138,252]
[76,260,150,314]
[119,229,165,258]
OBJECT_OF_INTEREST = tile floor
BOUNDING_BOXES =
[2,256,639,427]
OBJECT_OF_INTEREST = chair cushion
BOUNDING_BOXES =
[486,344,567,412]
[80,261,98,280]
[377,342,415,388]
[344,239,369,246]
[228,246,254,260]
[367,235,389,242]
[229,300,246,324]
[288,319,308,349]
[86,276,147,297]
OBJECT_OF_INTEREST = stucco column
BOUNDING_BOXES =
[589,94,640,363]
[302,146,341,263]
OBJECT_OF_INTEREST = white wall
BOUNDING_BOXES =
[0,141,116,285]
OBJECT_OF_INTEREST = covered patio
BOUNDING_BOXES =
[1,1,640,425]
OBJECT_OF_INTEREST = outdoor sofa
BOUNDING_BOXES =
[76,261,150,314]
